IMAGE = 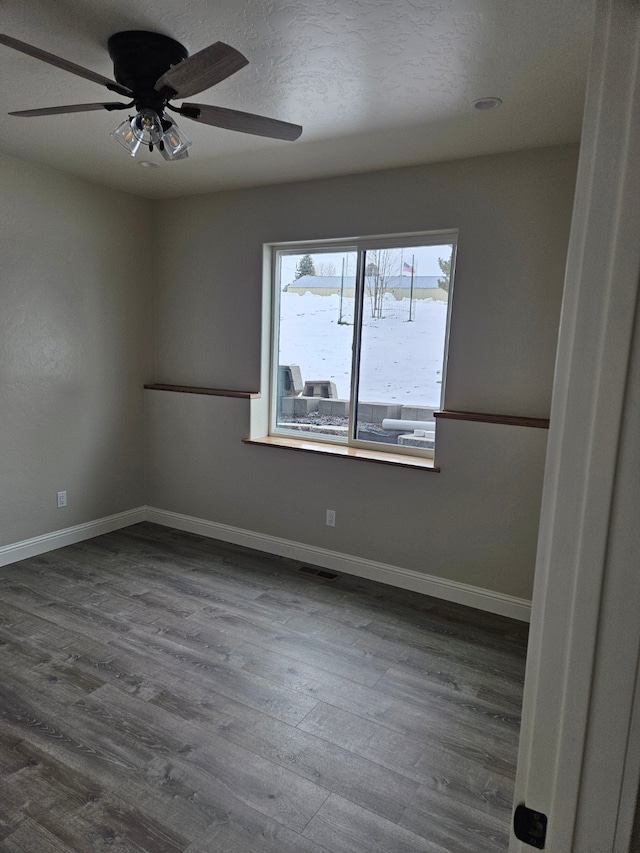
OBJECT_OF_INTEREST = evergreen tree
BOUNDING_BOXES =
[295,254,316,278]
[437,256,451,292]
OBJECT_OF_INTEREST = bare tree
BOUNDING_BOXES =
[364,249,400,318]
[315,261,336,276]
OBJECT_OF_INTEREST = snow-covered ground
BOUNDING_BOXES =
[277,291,448,407]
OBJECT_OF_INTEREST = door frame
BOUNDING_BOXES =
[511,0,640,849]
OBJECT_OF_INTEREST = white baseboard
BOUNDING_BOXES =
[0,505,532,621]
[0,507,147,568]
[145,507,532,622]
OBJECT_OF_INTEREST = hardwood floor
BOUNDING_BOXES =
[0,523,528,852]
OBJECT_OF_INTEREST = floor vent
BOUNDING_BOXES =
[297,566,341,582]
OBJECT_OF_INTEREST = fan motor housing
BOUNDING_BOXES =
[108,31,188,95]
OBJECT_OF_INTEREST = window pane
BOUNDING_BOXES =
[354,243,453,451]
[274,250,357,440]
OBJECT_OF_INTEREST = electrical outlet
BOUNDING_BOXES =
[56,491,67,508]
[326,509,336,527]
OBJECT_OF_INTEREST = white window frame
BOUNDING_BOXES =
[269,230,457,459]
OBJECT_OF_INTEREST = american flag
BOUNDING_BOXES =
[403,261,415,274]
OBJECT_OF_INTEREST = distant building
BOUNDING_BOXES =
[283,274,446,300]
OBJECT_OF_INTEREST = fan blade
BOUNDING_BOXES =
[0,34,132,97]
[155,42,248,99]
[9,102,129,117]
[181,103,302,141]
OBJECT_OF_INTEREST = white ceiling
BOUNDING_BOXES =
[0,0,594,199]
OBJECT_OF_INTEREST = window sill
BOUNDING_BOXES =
[243,435,439,471]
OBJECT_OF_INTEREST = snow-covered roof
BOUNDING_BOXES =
[289,275,441,288]
[291,275,355,287]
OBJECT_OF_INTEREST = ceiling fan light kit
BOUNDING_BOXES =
[110,108,191,160]
[0,29,302,162]
[158,120,191,160]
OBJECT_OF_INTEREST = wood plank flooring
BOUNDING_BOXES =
[0,523,528,852]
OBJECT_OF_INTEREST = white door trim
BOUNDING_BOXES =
[511,0,640,850]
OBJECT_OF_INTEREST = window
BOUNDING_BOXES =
[270,232,456,457]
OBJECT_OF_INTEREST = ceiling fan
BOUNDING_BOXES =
[0,31,303,160]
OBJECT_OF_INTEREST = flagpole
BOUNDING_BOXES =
[400,248,404,320]
[408,254,415,321]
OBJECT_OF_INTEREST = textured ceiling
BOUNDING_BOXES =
[0,0,594,198]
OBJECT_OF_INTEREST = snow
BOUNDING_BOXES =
[277,291,448,407]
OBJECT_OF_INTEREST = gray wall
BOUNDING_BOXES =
[153,146,576,419]
[0,143,577,604]
[147,145,578,602]
[0,153,153,547]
